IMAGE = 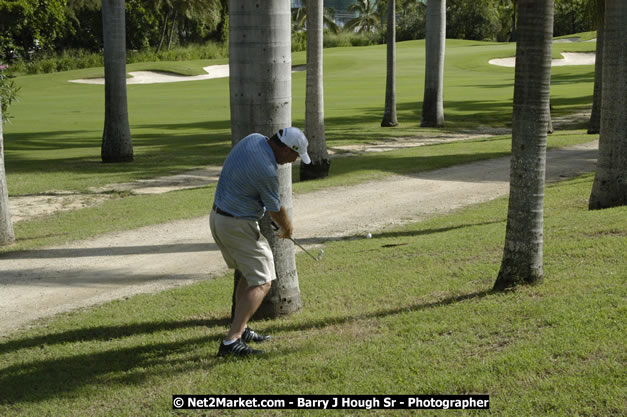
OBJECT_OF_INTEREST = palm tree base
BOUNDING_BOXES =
[420,113,444,128]
[589,192,627,210]
[300,159,330,181]
[0,232,15,247]
[493,268,544,291]
[101,154,134,163]
[420,121,444,128]
[381,119,399,127]
[255,287,303,319]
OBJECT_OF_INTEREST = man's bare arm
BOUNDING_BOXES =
[269,206,294,239]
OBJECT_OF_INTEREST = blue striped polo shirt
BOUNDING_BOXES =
[214,134,281,220]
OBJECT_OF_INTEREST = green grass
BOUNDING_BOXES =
[4,38,597,195]
[554,31,598,41]
[1,175,624,416]
[2,130,594,254]
[0,37,599,252]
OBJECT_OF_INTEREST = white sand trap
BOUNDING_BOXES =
[70,64,306,85]
[70,64,230,85]
[489,52,596,68]
[553,37,597,43]
[553,37,581,43]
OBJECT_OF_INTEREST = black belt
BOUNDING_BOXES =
[213,204,234,218]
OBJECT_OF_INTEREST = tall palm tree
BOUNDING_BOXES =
[587,0,604,134]
[301,0,330,181]
[101,0,133,163]
[510,0,518,41]
[421,0,445,128]
[494,0,554,291]
[345,0,379,33]
[381,0,398,127]
[154,0,174,53]
[588,0,626,209]
[229,0,302,318]
[0,106,15,246]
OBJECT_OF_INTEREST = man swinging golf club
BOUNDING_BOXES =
[210,127,310,357]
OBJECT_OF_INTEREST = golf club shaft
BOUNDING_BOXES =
[290,237,319,261]
[270,220,319,261]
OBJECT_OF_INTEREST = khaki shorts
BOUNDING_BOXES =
[210,210,276,287]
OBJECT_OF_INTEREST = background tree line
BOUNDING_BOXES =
[1,0,598,65]
[0,0,228,63]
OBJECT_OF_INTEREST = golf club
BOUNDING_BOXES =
[270,221,324,261]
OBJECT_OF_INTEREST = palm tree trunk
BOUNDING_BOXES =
[0,108,15,246]
[510,0,517,42]
[167,10,178,50]
[101,0,133,163]
[588,0,627,209]
[156,11,170,54]
[494,0,554,291]
[588,15,604,134]
[301,0,330,181]
[229,0,302,318]
[381,0,398,127]
[421,0,445,128]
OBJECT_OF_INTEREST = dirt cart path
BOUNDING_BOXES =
[0,141,598,336]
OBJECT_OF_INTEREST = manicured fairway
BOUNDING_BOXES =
[4,39,596,195]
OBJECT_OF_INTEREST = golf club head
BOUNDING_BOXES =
[316,249,324,261]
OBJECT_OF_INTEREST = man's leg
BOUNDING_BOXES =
[230,269,245,321]
[226,278,271,341]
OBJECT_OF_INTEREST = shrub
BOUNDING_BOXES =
[323,31,382,48]
[0,62,20,121]
[397,2,427,41]
[292,31,307,52]
[8,42,228,75]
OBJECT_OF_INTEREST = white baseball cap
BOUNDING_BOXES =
[277,127,311,164]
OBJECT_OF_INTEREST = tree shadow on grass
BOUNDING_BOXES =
[0,333,222,405]
[4,120,232,177]
[367,220,503,241]
[324,150,511,180]
[323,99,514,138]
[0,287,495,404]
[551,71,594,86]
[294,220,504,246]
[10,95,593,184]
[0,243,216,260]
[0,318,229,356]
[265,289,496,346]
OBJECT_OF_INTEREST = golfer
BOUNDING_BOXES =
[210,127,311,357]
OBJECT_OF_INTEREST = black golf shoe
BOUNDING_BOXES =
[242,327,271,343]
[217,338,265,357]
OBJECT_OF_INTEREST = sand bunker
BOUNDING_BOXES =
[70,64,306,85]
[553,37,597,43]
[489,52,596,67]
[70,64,230,85]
